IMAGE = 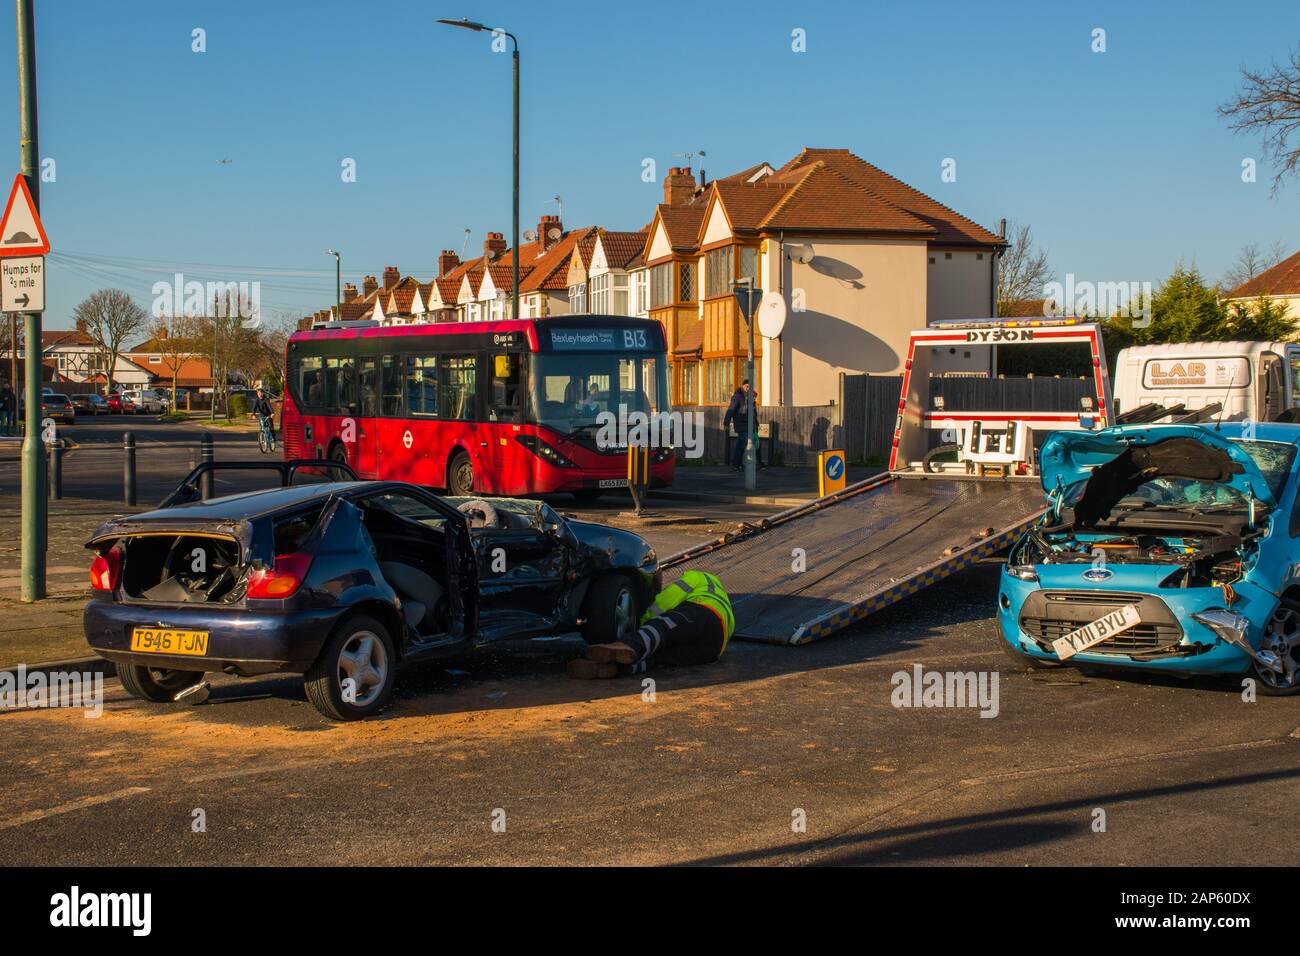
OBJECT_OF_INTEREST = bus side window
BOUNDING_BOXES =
[405,354,439,416]
[441,354,476,421]
[358,357,379,418]
[489,352,521,422]
[381,354,403,416]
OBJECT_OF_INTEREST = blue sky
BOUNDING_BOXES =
[4,0,1298,328]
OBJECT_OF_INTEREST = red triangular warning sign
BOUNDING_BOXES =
[0,174,48,257]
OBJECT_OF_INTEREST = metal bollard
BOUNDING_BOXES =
[48,438,62,500]
[123,432,136,506]
[200,433,214,500]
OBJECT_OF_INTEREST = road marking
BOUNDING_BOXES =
[0,786,151,831]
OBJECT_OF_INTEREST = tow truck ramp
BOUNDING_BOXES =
[662,474,1045,645]
[660,317,1108,645]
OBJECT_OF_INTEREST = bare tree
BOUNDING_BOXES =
[1221,240,1288,292]
[995,222,1054,316]
[253,311,300,395]
[73,288,148,393]
[149,314,203,412]
[1219,47,1300,193]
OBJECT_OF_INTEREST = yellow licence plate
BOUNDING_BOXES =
[130,628,210,656]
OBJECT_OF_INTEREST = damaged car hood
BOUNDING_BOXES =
[1039,425,1277,525]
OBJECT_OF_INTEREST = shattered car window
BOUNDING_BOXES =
[1233,440,1296,498]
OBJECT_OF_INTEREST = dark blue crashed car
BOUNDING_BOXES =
[84,462,659,719]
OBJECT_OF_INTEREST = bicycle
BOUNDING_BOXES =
[256,414,276,454]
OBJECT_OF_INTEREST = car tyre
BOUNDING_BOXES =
[117,664,205,703]
[581,574,639,646]
[1256,598,1300,696]
[448,450,473,496]
[304,614,397,721]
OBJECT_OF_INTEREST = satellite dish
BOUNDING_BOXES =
[785,242,814,265]
[757,291,788,338]
[547,228,561,241]
[523,229,537,241]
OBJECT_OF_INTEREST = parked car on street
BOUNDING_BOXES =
[105,393,136,414]
[83,460,661,720]
[71,393,108,415]
[123,388,166,414]
[40,393,75,425]
[999,422,1300,695]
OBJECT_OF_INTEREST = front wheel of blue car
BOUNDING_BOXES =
[1257,600,1300,696]
[305,615,397,720]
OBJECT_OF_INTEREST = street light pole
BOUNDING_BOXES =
[16,0,44,601]
[326,249,341,321]
[438,18,519,320]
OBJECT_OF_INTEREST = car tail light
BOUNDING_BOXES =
[89,546,122,592]
[246,552,313,599]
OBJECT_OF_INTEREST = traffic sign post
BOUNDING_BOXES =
[11,2,47,602]
[733,279,762,492]
[818,448,847,497]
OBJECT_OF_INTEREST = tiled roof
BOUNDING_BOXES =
[708,180,793,232]
[656,204,707,253]
[41,329,96,349]
[758,162,936,234]
[673,320,704,356]
[520,227,592,293]
[776,148,1003,246]
[1227,250,1300,298]
[598,229,649,269]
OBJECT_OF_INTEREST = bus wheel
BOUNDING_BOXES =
[448,451,473,496]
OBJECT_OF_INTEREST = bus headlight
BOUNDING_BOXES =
[651,447,674,464]
[516,435,577,468]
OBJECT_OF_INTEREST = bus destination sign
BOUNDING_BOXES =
[549,328,650,351]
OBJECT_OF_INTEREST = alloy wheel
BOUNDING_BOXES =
[1261,605,1300,689]
[337,631,389,707]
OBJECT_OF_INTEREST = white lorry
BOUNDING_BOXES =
[1112,341,1300,424]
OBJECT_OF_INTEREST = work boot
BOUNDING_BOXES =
[586,642,637,665]
[566,658,617,680]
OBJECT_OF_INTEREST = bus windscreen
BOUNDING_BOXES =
[529,351,667,438]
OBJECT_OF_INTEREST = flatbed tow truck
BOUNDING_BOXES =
[660,318,1113,645]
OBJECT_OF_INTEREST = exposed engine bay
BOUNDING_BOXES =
[1013,523,1253,588]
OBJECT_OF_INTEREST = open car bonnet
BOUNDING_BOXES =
[1038,425,1277,525]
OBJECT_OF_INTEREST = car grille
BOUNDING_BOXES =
[282,423,302,459]
[1019,589,1183,655]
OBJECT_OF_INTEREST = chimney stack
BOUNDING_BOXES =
[438,250,460,277]
[382,266,400,290]
[663,166,697,206]
[538,215,563,250]
[362,275,378,296]
[343,282,358,302]
[483,232,507,260]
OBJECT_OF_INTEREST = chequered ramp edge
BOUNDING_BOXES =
[784,512,1046,646]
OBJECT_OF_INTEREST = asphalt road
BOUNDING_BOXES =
[2,559,1296,866]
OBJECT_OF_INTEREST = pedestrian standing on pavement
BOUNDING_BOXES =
[567,570,736,679]
[0,381,14,435]
[723,380,752,472]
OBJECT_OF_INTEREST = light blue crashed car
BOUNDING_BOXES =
[998,422,1300,694]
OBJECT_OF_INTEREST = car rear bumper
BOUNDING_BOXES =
[84,598,348,674]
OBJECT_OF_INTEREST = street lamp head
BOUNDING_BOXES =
[325,249,338,258]
[437,17,487,31]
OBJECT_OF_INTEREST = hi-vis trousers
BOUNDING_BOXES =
[621,602,726,674]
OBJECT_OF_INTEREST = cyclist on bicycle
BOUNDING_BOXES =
[251,387,275,444]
